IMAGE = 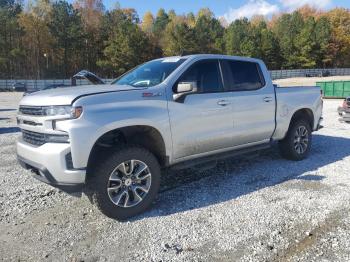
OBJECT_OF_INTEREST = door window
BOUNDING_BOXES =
[222,60,265,91]
[178,60,223,93]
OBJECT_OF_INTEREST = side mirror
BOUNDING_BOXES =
[173,81,197,100]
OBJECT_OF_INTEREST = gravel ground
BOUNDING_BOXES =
[274,75,350,87]
[1,92,350,261]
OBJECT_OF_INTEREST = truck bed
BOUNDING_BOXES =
[272,85,323,140]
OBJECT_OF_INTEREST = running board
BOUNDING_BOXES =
[170,143,271,170]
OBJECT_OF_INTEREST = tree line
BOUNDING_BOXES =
[1,0,350,79]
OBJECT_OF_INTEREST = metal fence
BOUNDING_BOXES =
[0,78,114,92]
[270,68,350,80]
[1,68,350,91]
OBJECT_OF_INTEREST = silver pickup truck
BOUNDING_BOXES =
[17,55,323,219]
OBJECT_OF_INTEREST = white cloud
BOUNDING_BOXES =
[221,0,333,24]
[279,0,332,11]
[222,0,279,23]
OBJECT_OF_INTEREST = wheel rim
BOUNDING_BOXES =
[294,125,309,154]
[107,160,152,208]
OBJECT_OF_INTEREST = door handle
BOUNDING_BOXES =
[217,100,231,106]
[263,97,273,102]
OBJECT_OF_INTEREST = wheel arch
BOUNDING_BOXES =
[290,108,314,130]
[86,125,168,177]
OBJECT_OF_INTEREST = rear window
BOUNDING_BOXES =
[223,60,265,91]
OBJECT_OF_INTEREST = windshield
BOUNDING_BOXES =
[113,58,186,87]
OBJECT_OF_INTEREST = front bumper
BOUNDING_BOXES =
[17,139,86,192]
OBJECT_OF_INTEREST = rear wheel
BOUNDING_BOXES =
[279,119,312,161]
[89,146,161,220]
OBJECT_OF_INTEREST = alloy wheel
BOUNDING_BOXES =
[294,125,309,154]
[107,160,152,207]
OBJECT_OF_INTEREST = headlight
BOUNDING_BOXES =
[43,106,83,119]
[43,106,71,116]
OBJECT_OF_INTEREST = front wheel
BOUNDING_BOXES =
[279,119,312,161]
[89,146,161,220]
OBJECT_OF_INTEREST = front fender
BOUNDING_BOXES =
[56,91,172,169]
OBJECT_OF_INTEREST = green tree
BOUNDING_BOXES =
[0,2,349,78]
[122,8,139,23]
[186,12,196,28]
[18,0,54,78]
[260,27,282,69]
[314,16,332,67]
[325,8,350,67]
[97,20,156,76]
[273,12,305,68]
[168,9,176,21]
[0,0,24,78]
[197,7,213,19]
[153,8,169,35]
[74,0,105,72]
[294,17,318,68]
[194,12,224,53]
[162,18,196,56]
[241,21,263,58]
[141,11,154,34]
[224,18,251,56]
[49,0,85,77]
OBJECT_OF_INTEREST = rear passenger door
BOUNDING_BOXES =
[168,59,234,160]
[220,59,275,146]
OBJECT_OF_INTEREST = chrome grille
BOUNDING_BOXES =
[21,129,46,146]
[19,106,44,116]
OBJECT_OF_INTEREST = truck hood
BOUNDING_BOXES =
[20,84,142,106]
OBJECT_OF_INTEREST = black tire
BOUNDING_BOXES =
[88,146,161,220]
[278,119,312,161]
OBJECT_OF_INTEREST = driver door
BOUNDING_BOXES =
[168,59,234,160]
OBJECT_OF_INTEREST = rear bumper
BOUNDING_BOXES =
[17,139,86,192]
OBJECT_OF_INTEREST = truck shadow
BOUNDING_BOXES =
[136,134,350,220]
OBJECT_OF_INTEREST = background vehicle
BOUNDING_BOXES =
[12,82,26,92]
[16,55,323,220]
[72,70,105,85]
[338,97,350,122]
[305,70,331,77]
[23,70,105,96]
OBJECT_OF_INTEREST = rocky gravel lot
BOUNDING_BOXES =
[1,92,350,261]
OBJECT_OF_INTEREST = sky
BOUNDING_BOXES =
[105,0,350,22]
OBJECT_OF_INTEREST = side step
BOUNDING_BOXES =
[170,143,271,170]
